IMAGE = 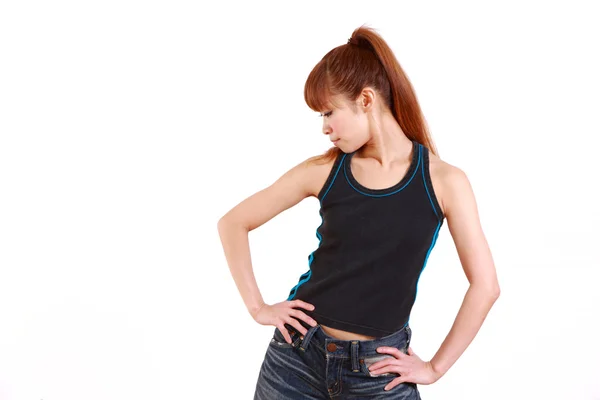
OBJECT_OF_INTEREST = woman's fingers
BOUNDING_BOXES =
[270,300,317,343]
[288,300,318,327]
[285,317,308,336]
[289,309,318,327]
[277,324,293,344]
[291,299,315,312]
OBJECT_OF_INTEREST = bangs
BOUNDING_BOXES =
[304,60,337,113]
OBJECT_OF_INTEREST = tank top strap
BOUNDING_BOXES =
[419,143,445,222]
[316,150,347,203]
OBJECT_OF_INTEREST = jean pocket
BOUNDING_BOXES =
[360,341,410,378]
[269,327,302,349]
[360,354,396,377]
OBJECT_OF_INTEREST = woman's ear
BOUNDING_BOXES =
[359,87,376,111]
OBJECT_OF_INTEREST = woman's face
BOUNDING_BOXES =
[320,94,370,153]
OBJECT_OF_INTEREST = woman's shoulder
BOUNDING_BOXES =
[428,150,474,219]
[302,150,340,198]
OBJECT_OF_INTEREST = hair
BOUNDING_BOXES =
[304,25,440,164]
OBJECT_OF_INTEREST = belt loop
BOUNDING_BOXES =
[350,341,360,372]
[299,324,318,352]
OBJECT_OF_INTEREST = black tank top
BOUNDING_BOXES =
[287,140,445,337]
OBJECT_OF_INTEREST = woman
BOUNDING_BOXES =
[217,25,500,399]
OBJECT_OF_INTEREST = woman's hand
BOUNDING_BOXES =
[368,346,442,390]
[251,300,318,344]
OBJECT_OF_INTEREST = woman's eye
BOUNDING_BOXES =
[320,111,332,118]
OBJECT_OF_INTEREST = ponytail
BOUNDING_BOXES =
[305,25,439,163]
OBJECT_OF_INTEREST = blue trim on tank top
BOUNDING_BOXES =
[343,144,422,197]
[406,218,442,326]
[421,145,441,221]
[287,152,348,301]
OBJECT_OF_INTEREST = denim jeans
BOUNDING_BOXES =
[254,323,422,399]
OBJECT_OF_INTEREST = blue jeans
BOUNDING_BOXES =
[254,323,422,399]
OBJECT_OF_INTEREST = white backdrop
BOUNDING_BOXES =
[1,1,599,399]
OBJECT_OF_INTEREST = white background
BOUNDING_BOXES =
[1,1,599,399]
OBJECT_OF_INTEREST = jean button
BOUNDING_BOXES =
[326,343,337,352]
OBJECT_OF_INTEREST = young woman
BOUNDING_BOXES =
[218,25,500,399]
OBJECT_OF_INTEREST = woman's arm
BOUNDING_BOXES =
[429,164,501,379]
[217,156,331,319]
[341,158,501,390]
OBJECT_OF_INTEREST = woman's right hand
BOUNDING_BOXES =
[252,300,318,344]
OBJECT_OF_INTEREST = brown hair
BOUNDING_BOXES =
[304,25,440,163]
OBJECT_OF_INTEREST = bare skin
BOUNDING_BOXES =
[218,87,500,386]
[319,326,377,340]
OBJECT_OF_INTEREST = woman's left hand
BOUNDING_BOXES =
[368,346,442,390]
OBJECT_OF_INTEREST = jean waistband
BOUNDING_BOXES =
[290,323,411,373]
[295,323,411,355]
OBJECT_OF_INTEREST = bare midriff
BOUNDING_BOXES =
[318,324,377,341]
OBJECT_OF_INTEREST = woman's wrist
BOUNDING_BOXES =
[248,302,267,320]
